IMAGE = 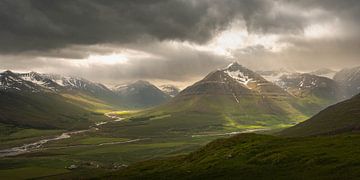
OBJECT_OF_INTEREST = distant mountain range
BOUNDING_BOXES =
[259,66,360,99]
[107,62,360,138]
[1,64,359,131]
[334,66,360,98]
[310,68,337,79]
[276,73,343,101]
[180,62,289,97]
[117,62,354,137]
[1,63,360,179]
[0,70,173,108]
[0,70,174,129]
[173,62,353,112]
[258,67,337,81]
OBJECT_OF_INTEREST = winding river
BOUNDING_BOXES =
[0,112,266,158]
[0,129,91,157]
[0,112,126,158]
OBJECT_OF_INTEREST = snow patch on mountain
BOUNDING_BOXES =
[20,72,59,91]
[0,71,42,92]
[159,85,180,97]
[1,70,113,95]
[224,69,254,88]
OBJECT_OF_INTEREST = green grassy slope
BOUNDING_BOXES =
[60,92,116,112]
[280,94,360,137]
[0,132,219,179]
[0,123,63,149]
[105,94,309,138]
[0,91,112,130]
[102,94,360,179]
[108,133,360,180]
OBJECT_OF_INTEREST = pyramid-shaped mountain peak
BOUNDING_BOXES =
[178,62,289,98]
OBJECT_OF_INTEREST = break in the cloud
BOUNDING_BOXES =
[0,0,359,87]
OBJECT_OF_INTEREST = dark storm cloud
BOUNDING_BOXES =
[84,53,226,82]
[233,40,360,72]
[0,41,229,83]
[76,43,229,81]
[290,0,360,30]
[0,0,327,54]
[1,0,360,85]
[0,0,232,53]
[1,0,360,53]
[290,0,360,11]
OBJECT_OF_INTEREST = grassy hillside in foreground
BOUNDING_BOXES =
[107,133,360,180]
[280,94,360,137]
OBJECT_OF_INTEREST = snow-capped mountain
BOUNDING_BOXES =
[114,80,171,107]
[1,70,118,105]
[149,62,344,131]
[159,85,180,97]
[223,63,256,89]
[17,71,114,97]
[334,66,360,97]
[179,62,288,98]
[0,70,113,95]
[0,70,173,108]
[276,73,342,100]
[19,72,63,91]
[310,68,337,79]
[224,62,288,95]
[0,70,46,92]
[47,75,113,95]
[145,62,311,131]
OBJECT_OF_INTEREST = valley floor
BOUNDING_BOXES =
[0,108,355,179]
[0,111,260,179]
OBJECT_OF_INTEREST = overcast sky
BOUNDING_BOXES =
[1,0,360,88]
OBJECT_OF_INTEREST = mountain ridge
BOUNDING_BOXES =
[113,80,171,108]
[280,93,360,137]
[276,73,343,101]
[1,70,173,108]
[118,62,317,137]
[334,66,360,98]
